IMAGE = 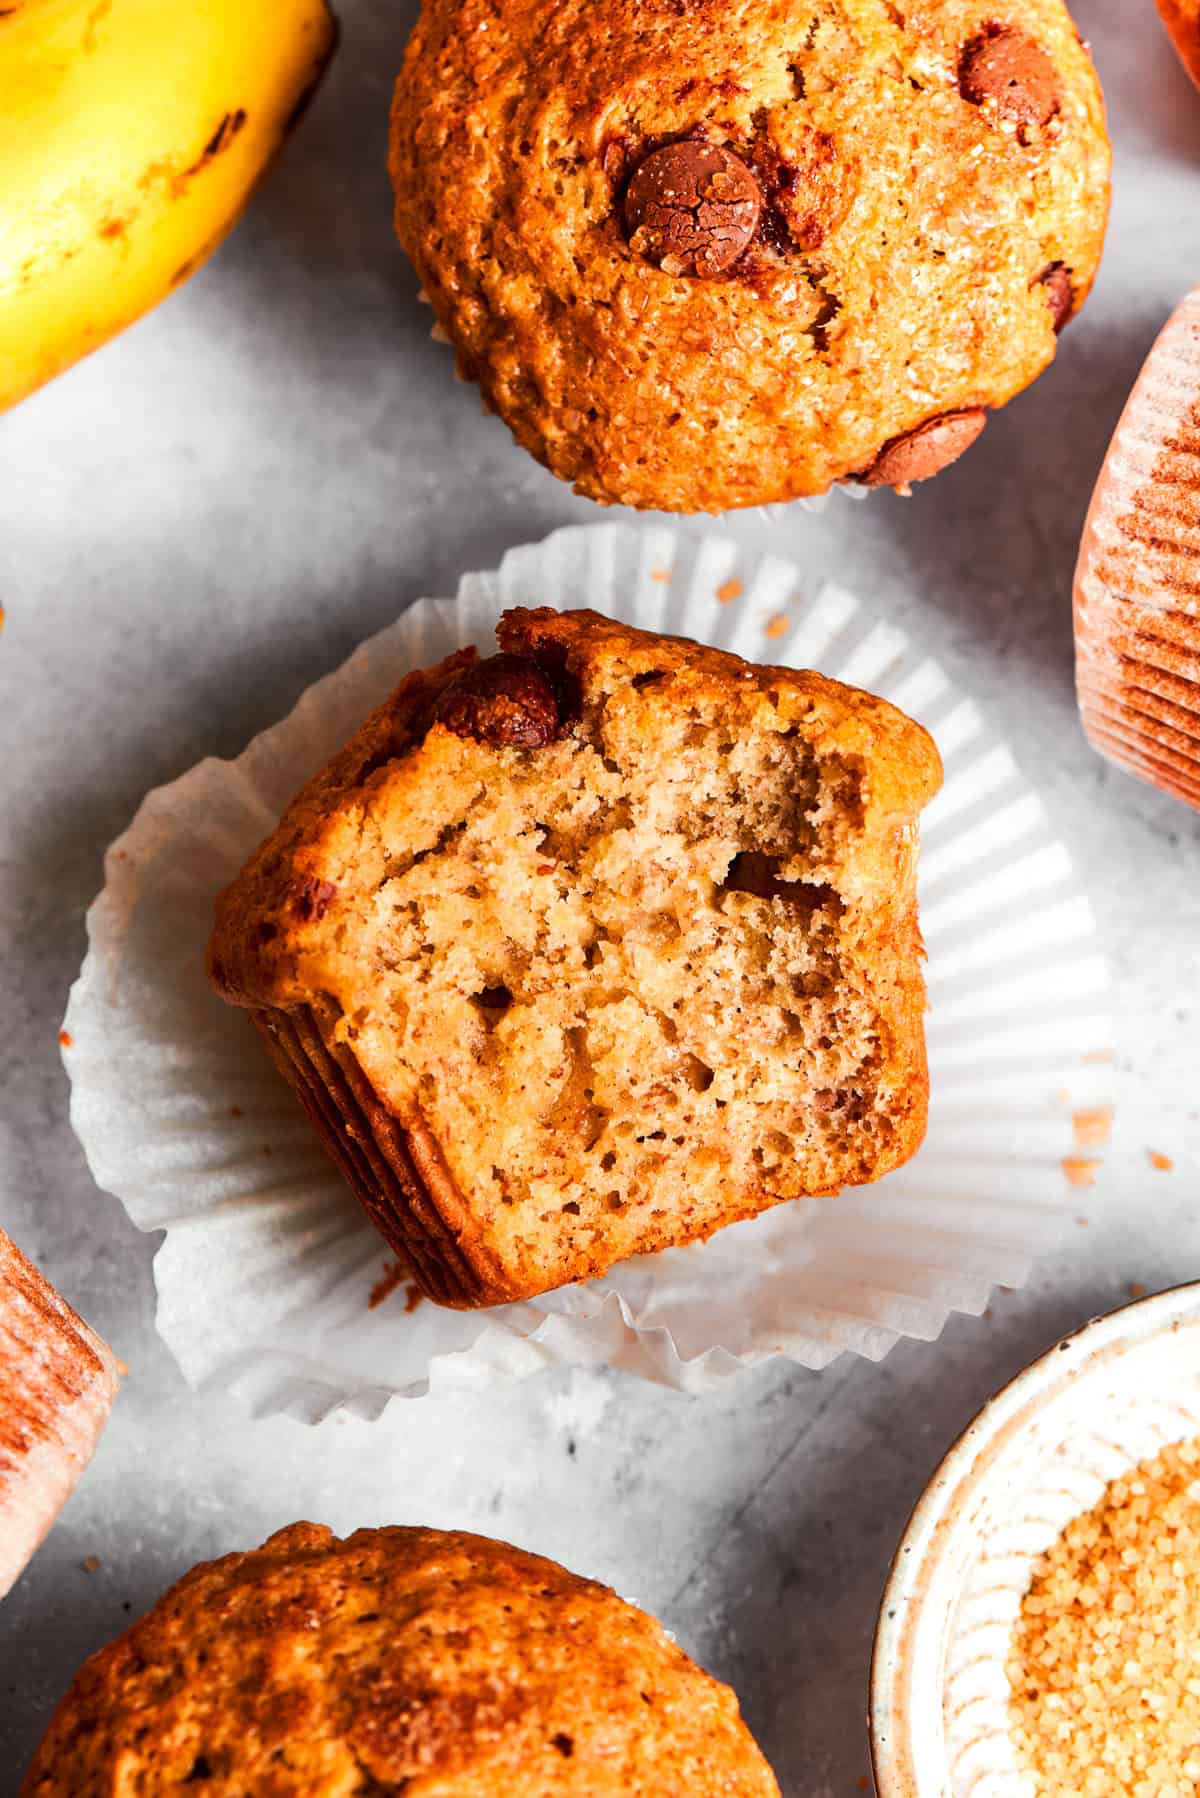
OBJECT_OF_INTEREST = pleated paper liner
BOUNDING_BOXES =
[0,1230,119,1596]
[64,524,1113,1422]
[1075,287,1200,810]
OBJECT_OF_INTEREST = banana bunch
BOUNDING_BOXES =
[0,0,336,414]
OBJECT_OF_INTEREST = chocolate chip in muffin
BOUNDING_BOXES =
[959,25,1062,133]
[434,653,565,748]
[292,877,338,922]
[1038,261,1075,331]
[860,409,988,491]
[623,141,762,278]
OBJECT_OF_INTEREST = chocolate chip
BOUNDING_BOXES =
[860,409,988,491]
[623,141,762,278]
[959,25,1061,132]
[433,653,562,748]
[292,877,338,922]
[1038,262,1074,332]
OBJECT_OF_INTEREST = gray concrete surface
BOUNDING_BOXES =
[1,2,1197,1790]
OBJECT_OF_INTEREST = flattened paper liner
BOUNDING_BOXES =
[63,524,1113,1422]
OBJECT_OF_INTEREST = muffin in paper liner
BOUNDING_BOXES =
[871,1283,1200,1798]
[63,524,1113,1422]
[1075,287,1200,810]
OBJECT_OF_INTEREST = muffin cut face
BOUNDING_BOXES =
[389,0,1111,509]
[22,1524,781,1796]
[209,609,942,1307]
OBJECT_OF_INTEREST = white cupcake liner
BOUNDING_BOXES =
[63,523,1113,1422]
[872,1284,1200,1797]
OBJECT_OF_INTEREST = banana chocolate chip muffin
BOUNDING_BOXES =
[389,0,1110,511]
[208,608,941,1309]
[0,1229,118,1600]
[23,1524,781,1796]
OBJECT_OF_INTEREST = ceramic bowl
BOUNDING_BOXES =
[869,1282,1200,1796]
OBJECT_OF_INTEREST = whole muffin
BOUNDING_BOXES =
[22,1524,780,1795]
[390,0,1110,511]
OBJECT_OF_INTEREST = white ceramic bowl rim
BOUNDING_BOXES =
[868,1280,1200,1797]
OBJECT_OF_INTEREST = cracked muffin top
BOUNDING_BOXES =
[389,0,1110,512]
[22,1524,781,1796]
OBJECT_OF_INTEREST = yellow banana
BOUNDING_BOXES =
[0,0,336,413]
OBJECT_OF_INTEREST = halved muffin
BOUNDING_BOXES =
[208,608,941,1307]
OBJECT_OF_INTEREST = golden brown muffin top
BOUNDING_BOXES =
[390,0,1110,510]
[0,1230,118,1600]
[23,1524,781,1796]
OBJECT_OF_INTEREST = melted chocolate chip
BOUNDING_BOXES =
[292,877,338,922]
[623,141,762,278]
[959,25,1061,133]
[860,410,988,491]
[1038,262,1075,332]
[433,654,562,748]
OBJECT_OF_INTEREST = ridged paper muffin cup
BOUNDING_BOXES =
[1074,288,1200,810]
[63,524,1113,1422]
[871,1283,1200,1798]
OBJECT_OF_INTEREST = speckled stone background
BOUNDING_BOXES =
[1,2,1197,1791]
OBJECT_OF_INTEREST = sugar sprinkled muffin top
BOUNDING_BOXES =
[22,1523,781,1796]
[390,0,1110,510]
